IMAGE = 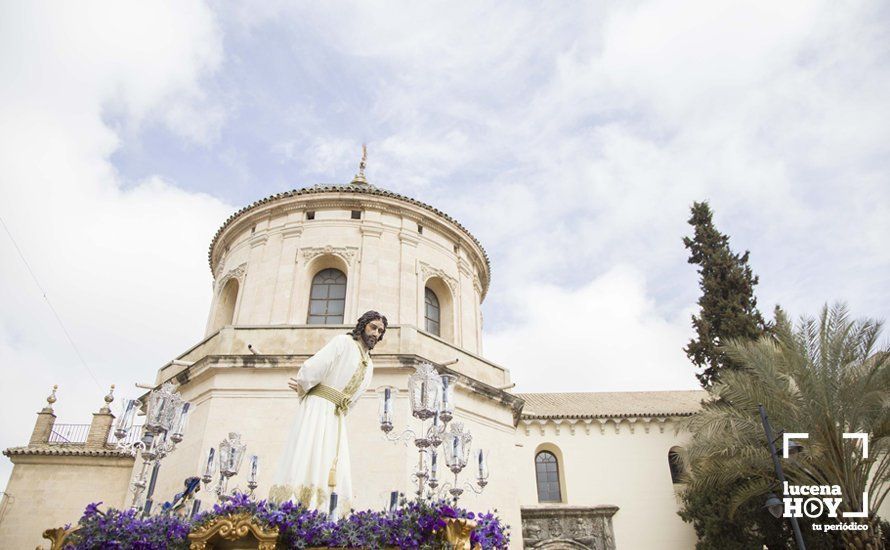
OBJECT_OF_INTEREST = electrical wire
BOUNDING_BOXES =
[0,214,103,391]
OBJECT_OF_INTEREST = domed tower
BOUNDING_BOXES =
[150,162,523,531]
[204,173,490,355]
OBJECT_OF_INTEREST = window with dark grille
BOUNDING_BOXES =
[306,211,315,220]
[535,451,562,502]
[351,210,361,219]
[424,287,440,336]
[417,224,423,234]
[307,268,346,324]
[668,449,684,484]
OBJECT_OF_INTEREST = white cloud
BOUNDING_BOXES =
[0,1,229,493]
[486,265,699,392]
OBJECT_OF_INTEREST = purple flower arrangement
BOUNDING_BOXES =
[63,502,191,550]
[64,494,509,549]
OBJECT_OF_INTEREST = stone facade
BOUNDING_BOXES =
[0,390,135,549]
[0,180,721,549]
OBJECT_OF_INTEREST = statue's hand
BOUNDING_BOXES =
[287,378,303,395]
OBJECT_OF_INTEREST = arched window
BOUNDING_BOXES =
[668,447,684,484]
[535,451,562,502]
[308,268,346,324]
[209,278,239,334]
[424,287,441,336]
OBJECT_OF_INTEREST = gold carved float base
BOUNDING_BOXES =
[187,512,279,550]
[43,514,480,549]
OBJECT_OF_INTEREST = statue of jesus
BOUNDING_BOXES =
[269,310,387,513]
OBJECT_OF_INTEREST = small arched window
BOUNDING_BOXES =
[425,287,441,336]
[535,451,562,502]
[209,277,239,333]
[308,268,347,324]
[668,447,684,484]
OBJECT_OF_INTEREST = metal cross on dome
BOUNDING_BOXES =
[351,144,369,185]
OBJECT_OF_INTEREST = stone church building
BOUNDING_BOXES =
[0,173,707,549]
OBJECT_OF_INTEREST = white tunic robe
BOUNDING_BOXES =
[269,334,374,512]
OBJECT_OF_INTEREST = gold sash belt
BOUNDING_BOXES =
[307,384,351,416]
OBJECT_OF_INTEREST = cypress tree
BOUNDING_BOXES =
[683,201,765,388]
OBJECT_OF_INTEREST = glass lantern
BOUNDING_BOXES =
[476,449,489,487]
[115,399,138,440]
[377,386,396,433]
[170,403,190,443]
[202,447,217,484]
[443,422,472,474]
[218,432,247,477]
[439,374,456,422]
[144,382,183,434]
[408,364,441,420]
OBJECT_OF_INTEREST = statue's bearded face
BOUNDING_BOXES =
[362,319,386,349]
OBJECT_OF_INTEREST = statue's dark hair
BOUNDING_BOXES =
[349,310,388,341]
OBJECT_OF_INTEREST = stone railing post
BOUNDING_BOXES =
[29,385,58,445]
[86,385,116,448]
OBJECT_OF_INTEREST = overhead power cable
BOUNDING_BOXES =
[0,214,103,391]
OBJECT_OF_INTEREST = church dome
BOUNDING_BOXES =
[204,180,491,355]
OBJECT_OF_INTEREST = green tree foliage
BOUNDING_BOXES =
[678,478,836,549]
[681,304,890,549]
[683,201,766,388]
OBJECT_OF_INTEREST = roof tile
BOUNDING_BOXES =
[518,390,709,419]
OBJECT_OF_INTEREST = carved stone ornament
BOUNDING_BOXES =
[187,511,279,550]
[419,261,459,294]
[299,245,358,266]
[472,275,483,295]
[520,505,618,550]
[215,263,247,293]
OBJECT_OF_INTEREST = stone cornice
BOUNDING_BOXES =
[520,415,682,435]
[248,234,268,248]
[3,445,135,458]
[281,223,303,239]
[359,221,384,237]
[398,231,420,246]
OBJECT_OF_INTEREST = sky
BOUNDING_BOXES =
[1,1,888,493]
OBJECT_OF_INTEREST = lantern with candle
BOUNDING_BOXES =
[379,362,490,503]
[203,432,255,501]
[111,382,191,515]
[408,363,441,420]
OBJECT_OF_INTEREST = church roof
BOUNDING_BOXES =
[518,390,709,419]
[208,183,492,298]
[3,445,134,458]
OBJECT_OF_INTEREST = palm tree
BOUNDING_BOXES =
[681,304,890,549]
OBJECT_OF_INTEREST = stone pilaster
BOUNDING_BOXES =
[398,230,420,325]
[270,220,302,324]
[87,385,116,448]
[357,220,383,315]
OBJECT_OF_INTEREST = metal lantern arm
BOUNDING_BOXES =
[382,426,419,445]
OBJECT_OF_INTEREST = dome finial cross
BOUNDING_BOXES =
[351,144,369,185]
